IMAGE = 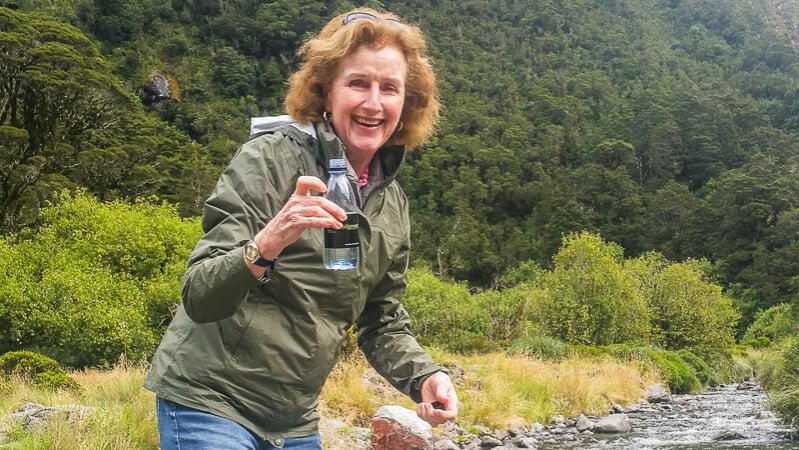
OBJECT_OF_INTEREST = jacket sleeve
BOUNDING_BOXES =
[356,208,442,402]
[181,136,301,323]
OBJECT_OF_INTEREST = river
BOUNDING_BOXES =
[539,381,799,449]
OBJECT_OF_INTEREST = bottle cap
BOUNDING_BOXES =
[328,158,347,170]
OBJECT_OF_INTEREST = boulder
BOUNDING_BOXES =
[371,405,433,450]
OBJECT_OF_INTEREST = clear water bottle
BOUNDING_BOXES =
[323,158,360,270]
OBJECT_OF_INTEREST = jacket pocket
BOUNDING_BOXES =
[218,292,259,354]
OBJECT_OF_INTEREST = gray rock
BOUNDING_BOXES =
[713,430,748,441]
[645,383,672,403]
[433,438,460,450]
[575,413,594,432]
[479,434,503,448]
[593,414,632,433]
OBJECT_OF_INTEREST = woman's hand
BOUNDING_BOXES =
[416,371,459,426]
[246,176,346,273]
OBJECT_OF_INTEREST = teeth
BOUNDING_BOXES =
[355,117,382,126]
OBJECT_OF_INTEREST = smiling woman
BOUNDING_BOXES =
[323,44,408,175]
[142,7,456,450]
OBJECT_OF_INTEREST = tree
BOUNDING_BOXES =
[0,7,132,230]
[702,154,799,313]
[534,232,650,346]
[626,253,739,357]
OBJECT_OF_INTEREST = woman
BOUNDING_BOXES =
[144,7,459,450]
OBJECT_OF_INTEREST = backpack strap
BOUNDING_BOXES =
[247,116,328,172]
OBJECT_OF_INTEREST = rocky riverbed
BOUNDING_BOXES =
[325,381,799,450]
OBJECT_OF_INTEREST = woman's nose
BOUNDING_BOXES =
[363,85,382,110]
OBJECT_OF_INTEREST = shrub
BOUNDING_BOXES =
[0,351,79,391]
[534,232,650,346]
[742,303,797,346]
[626,253,739,357]
[404,267,493,353]
[766,339,799,423]
[0,192,202,368]
[508,335,567,361]
[606,345,701,394]
[676,349,713,386]
[475,285,530,345]
[642,348,701,394]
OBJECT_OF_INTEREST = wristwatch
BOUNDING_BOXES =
[244,240,277,282]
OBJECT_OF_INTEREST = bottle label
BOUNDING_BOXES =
[324,212,359,248]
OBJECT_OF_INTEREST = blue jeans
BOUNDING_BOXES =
[156,397,322,450]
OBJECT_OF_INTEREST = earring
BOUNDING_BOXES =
[395,121,403,132]
[323,111,332,122]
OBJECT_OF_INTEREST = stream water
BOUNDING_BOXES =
[541,381,799,449]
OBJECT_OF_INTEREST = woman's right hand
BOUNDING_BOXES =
[247,176,347,268]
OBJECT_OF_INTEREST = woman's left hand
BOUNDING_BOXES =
[416,371,459,426]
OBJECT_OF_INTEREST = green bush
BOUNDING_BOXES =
[606,345,701,394]
[508,335,567,360]
[475,285,530,346]
[534,232,650,346]
[0,351,79,391]
[566,344,612,359]
[0,192,202,368]
[766,339,799,424]
[643,348,701,394]
[625,253,739,358]
[404,267,493,353]
[676,349,713,385]
[742,303,797,346]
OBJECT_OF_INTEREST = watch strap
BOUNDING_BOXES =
[253,255,277,270]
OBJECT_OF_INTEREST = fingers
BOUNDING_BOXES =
[290,176,347,222]
[416,402,457,426]
[416,371,459,426]
[294,175,327,196]
[287,204,342,227]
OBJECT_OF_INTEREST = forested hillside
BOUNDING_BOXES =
[3,0,799,334]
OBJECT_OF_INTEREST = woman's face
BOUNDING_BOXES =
[325,44,407,157]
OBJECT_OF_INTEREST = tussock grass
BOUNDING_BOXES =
[0,352,660,448]
[0,361,158,449]
[453,353,660,429]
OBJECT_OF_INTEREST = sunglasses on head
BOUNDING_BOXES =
[342,11,403,26]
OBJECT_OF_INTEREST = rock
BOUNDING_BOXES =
[479,434,503,448]
[433,438,460,449]
[593,414,632,433]
[756,410,776,420]
[142,74,172,105]
[1,402,95,437]
[511,436,539,448]
[371,405,433,450]
[713,430,748,441]
[645,383,672,403]
[575,413,595,432]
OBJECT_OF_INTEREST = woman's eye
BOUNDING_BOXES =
[350,79,368,88]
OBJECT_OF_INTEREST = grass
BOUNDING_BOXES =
[0,351,662,449]
[0,361,158,449]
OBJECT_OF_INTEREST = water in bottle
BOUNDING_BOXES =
[323,158,360,270]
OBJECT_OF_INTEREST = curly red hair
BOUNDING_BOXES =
[285,8,439,149]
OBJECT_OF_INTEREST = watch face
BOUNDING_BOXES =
[244,241,260,262]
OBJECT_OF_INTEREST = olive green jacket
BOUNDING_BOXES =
[143,121,441,444]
